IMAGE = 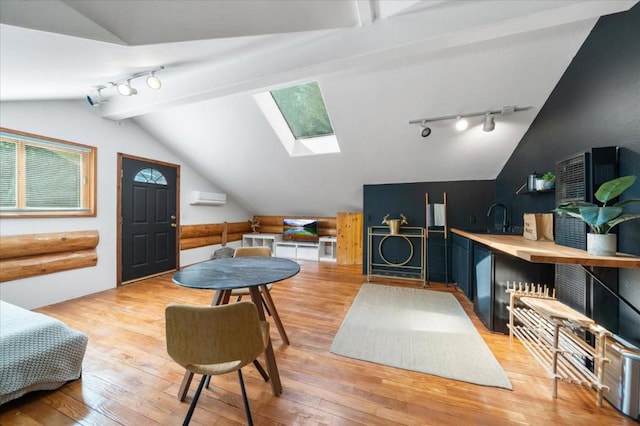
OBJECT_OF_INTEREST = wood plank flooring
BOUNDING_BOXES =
[0,261,632,425]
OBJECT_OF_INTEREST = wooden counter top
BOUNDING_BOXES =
[451,228,640,269]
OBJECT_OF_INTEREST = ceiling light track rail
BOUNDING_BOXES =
[87,66,165,106]
[409,105,532,136]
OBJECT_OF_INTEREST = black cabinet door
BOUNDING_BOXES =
[493,252,555,334]
[473,243,555,334]
[452,234,473,300]
[473,244,493,330]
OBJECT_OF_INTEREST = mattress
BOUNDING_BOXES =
[0,300,88,405]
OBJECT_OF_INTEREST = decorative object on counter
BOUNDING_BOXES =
[523,213,554,241]
[555,175,640,256]
[381,213,408,235]
[250,219,260,233]
[536,172,556,191]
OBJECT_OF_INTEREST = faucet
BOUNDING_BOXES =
[487,203,510,232]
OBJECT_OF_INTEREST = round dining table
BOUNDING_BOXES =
[172,256,300,398]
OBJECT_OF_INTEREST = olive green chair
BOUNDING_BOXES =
[165,302,269,426]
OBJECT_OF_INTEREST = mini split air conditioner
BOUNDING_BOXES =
[189,191,226,206]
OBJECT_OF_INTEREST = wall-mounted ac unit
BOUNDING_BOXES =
[189,191,226,206]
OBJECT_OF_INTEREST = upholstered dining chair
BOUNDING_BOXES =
[165,302,269,426]
[231,246,290,344]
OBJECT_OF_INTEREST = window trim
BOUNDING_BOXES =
[0,127,97,218]
[254,88,340,157]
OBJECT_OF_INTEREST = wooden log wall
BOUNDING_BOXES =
[0,230,99,282]
[252,215,337,236]
[180,221,252,250]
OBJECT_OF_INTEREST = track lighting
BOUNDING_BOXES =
[409,105,531,136]
[483,113,495,132]
[455,116,468,131]
[86,88,109,107]
[86,66,164,104]
[146,72,161,90]
[117,80,137,96]
[420,121,431,138]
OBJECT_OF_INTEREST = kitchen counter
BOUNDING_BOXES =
[451,228,640,269]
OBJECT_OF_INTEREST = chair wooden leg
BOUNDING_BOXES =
[237,369,254,426]
[177,371,194,401]
[183,374,206,426]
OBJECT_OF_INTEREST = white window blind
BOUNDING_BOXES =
[0,129,96,217]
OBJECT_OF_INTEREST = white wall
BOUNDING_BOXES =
[0,100,251,309]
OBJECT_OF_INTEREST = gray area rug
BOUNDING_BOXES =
[330,284,512,389]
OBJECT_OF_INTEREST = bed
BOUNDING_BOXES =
[0,300,88,405]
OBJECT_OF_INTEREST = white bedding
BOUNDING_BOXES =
[0,300,88,405]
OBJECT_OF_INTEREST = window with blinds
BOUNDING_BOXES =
[0,128,96,217]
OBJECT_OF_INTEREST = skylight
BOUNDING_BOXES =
[255,81,340,157]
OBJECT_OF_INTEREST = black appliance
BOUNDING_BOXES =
[554,146,619,332]
[473,244,554,334]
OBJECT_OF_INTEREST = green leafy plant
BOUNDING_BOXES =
[555,175,640,234]
[542,172,555,182]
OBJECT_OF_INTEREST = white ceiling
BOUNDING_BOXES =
[1,0,637,216]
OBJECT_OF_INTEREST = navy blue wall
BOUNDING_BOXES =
[495,4,640,344]
[362,180,495,278]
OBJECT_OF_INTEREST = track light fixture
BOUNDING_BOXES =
[455,116,468,131]
[483,113,495,132]
[117,80,137,96]
[420,120,432,138]
[146,72,161,90]
[86,66,164,104]
[409,105,531,136]
[86,88,109,107]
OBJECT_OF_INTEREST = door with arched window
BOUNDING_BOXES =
[119,154,179,284]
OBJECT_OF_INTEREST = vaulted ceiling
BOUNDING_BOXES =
[1,1,637,216]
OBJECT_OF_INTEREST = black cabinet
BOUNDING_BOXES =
[473,244,555,334]
[452,234,473,300]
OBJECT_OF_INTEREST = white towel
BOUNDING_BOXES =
[434,204,446,227]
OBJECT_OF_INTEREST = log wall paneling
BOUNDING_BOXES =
[337,212,363,265]
[225,221,253,244]
[179,221,252,250]
[0,230,99,282]
[253,215,337,236]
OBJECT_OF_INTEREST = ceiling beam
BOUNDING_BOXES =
[99,0,636,121]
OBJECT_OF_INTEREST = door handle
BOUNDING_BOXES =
[171,223,177,228]
[171,215,176,220]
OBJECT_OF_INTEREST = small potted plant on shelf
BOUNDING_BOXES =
[536,172,556,191]
[555,175,640,256]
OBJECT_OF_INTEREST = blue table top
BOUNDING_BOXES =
[172,256,300,290]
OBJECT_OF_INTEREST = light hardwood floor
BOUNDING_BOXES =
[0,261,631,425]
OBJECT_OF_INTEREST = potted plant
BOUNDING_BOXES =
[555,175,640,256]
[542,172,556,189]
[537,172,555,190]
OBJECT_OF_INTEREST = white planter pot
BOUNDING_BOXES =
[587,233,617,256]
